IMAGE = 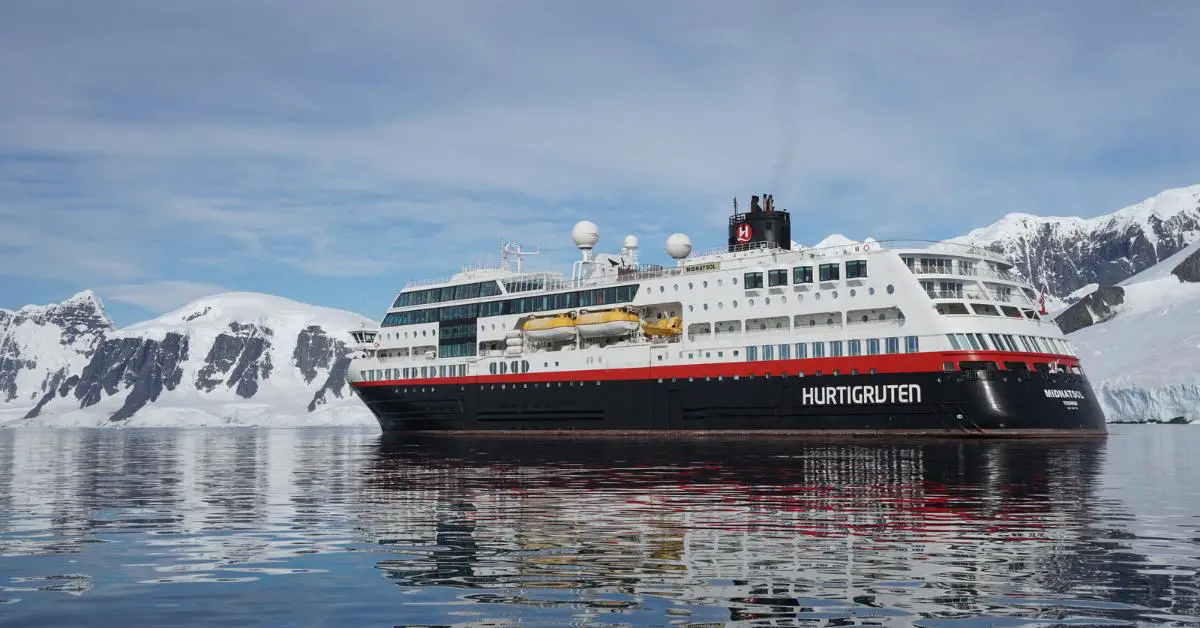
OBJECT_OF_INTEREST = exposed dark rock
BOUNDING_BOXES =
[308,353,351,411]
[109,333,189,421]
[1170,247,1200,283]
[184,307,212,322]
[25,333,189,419]
[1055,286,1126,334]
[294,325,335,384]
[195,323,272,396]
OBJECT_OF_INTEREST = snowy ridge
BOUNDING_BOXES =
[950,184,1200,297]
[2,291,377,428]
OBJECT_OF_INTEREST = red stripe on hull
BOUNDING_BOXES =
[353,351,1079,388]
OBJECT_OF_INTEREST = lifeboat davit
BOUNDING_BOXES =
[522,312,577,342]
[576,307,641,338]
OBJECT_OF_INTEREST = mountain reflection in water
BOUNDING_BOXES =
[0,427,1197,627]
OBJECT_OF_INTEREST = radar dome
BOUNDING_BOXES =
[623,235,639,249]
[572,220,600,249]
[666,233,692,259]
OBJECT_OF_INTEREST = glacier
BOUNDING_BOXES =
[1066,240,1200,424]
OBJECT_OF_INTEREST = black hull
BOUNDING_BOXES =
[353,369,1107,437]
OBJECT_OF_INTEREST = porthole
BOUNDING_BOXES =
[781,296,788,303]
[659,286,665,293]
[703,303,709,310]
[718,302,723,309]
[765,297,771,305]
[688,282,694,289]
[749,298,755,306]
[869,287,876,295]
[733,277,739,285]
[887,284,895,294]
[850,289,856,297]
[703,280,708,288]
[688,305,694,311]
[815,293,822,300]
[732,301,738,308]
[718,279,723,286]
[832,290,839,299]
[674,284,679,291]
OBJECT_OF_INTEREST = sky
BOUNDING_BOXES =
[2,1,1198,326]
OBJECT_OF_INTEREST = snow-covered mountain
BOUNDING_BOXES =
[0,290,113,411]
[1,292,377,428]
[1066,240,1200,423]
[951,184,1200,298]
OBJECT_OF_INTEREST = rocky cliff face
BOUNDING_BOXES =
[951,185,1200,298]
[2,292,375,426]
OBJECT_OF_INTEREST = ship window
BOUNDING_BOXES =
[793,266,813,283]
[905,336,920,353]
[846,260,867,278]
[768,269,788,287]
[763,345,774,360]
[867,339,880,355]
[746,346,758,361]
[744,272,764,289]
[819,263,840,281]
[947,334,962,350]
[829,341,843,357]
[989,334,1005,351]
[974,333,989,350]
[779,344,790,360]
[847,340,861,356]
[886,337,900,354]
[794,343,808,359]
[1005,361,1029,371]
[812,342,825,358]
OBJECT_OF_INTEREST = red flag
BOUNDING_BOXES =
[1038,284,1048,315]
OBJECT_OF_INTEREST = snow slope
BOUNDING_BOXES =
[2,292,378,429]
[1069,249,1200,423]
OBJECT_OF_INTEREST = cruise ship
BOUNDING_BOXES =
[346,194,1107,436]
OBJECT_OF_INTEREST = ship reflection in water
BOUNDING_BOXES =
[361,434,1197,626]
[0,427,1197,626]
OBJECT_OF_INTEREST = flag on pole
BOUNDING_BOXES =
[1038,283,1048,315]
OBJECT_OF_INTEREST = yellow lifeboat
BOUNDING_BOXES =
[642,316,682,338]
[521,312,577,342]
[576,307,641,338]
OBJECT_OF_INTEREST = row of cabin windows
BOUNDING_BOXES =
[947,332,1073,355]
[394,281,503,308]
[360,364,470,381]
[744,261,866,289]
[745,336,918,361]
[383,285,639,326]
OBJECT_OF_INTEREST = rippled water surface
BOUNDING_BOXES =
[0,425,1197,626]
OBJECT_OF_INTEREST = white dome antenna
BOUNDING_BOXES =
[666,233,692,261]
[572,220,600,261]
[622,235,639,265]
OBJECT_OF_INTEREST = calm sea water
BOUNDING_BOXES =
[0,426,1197,627]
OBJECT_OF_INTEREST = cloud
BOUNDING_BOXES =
[1,0,1198,304]
[97,280,227,313]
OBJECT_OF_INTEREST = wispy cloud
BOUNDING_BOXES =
[2,1,1198,321]
[97,280,227,313]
